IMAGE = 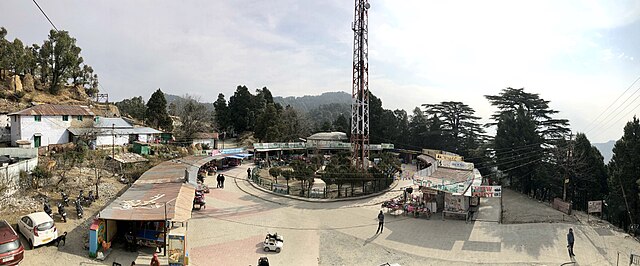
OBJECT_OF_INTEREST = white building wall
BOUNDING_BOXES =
[10,116,21,146]
[0,157,38,196]
[0,114,9,143]
[15,115,71,147]
[193,139,214,148]
[96,135,129,146]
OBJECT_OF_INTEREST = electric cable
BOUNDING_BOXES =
[32,0,59,31]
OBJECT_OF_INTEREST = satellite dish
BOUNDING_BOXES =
[364,2,370,9]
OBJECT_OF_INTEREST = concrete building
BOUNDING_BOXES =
[9,104,95,147]
[0,112,10,144]
[69,117,162,146]
[192,132,218,149]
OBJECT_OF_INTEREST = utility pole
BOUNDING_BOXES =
[563,132,573,202]
[112,123,115,159]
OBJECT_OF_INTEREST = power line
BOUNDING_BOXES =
[583,75,640,134]
[586,84,640,137]
[32,0,59,31]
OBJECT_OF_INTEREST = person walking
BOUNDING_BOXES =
[376,210,385,234]
[567,228,575,258]
[221,174,226,188]
[247,168,252,179]
[150,252,160,266]
[216,174,221,188]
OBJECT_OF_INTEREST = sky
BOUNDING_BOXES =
[2,0,640,143]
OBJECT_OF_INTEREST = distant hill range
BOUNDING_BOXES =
[165,94,214,112]
[274,91,351,113]
[593,140,615,164]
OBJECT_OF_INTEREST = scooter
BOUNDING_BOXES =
[86,191,95,206]
[75,200,84,219]
[57,203,67,223]
[60,191,70,207]
[43,202,53,218]
[193,191,206,210]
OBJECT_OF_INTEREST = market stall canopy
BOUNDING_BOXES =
[417,154,436,164]
[98,182,194,221]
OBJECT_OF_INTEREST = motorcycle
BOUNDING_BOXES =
[193,191,206,210]
[75,200,84,219]
[86,191,95,206]
[43,202,53,218]
[57,203,67,223]
[60,191,70,207]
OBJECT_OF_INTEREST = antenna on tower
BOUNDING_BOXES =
[350,0,370,172]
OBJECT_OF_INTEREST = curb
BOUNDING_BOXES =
[242,176,400,203]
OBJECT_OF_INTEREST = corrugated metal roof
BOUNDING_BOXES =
[68,127,162,136]
[9,104,95,116]
[97,156,214,221]
[133,127,163,134]
[307,132,348,141]
[97,182,194,221]
[95,117,131,128]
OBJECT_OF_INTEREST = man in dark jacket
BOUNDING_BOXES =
[220,174,226,188]
[216,174,221,188]
[567,228,575,257]
[376,210,385,234]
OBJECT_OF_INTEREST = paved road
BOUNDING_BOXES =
[188,164,627,266]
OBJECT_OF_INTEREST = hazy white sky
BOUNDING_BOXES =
[2,0,640,142]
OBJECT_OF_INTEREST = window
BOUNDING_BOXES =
[76,115,83,121]
[34,115,41,122]
[62,115,69,121]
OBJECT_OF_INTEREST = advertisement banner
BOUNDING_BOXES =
[436,153,463,162]
[588,200,603,213]
[471,186,502,197]
[438,160,474,170]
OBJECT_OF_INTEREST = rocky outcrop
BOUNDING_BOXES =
[9,75,22,92]
[22,74,35,92]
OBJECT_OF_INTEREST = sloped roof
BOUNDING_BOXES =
[193,132,219,140]
[95,117,132,128]
[307,132,348,141]
[9,104,94,116]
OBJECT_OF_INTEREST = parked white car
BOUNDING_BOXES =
[17,212,57,249]
[263,238,283,253]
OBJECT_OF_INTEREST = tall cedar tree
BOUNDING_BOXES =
[608,117,640,229]
[213,93,229,132]
[423,101,485,156]
[228,85,254,133]
[486,88,569,194]
[146,89,173,131]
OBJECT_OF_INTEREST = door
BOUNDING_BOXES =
[33,136,41,148]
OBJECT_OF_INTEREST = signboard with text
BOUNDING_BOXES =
[471,186,502,197]
[436,153,463,161]
[588,200,603,213]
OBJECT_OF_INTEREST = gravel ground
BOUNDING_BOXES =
[501,188,578,224]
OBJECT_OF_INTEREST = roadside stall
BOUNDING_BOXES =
[168,226,189,266]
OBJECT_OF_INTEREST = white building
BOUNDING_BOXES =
[69,117,162,146]
[192,132,218,149]
[0,112,10,144]
[9,104,95,147]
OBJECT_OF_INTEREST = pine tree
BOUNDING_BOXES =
[146,89,173,131]
[608,117,640,229]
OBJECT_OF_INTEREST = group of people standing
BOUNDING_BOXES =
[216,173,226,188]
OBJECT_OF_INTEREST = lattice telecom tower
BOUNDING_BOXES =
[350,0,370,171]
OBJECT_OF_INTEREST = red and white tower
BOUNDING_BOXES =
[350,0,370,171]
